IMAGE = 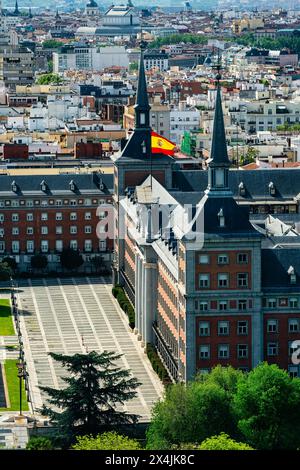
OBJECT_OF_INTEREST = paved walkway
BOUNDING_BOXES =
[16,277,164,421]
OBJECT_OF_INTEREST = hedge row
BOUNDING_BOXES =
[112,285,135,329]
[146,343,172,385]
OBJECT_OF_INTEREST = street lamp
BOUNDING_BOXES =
[16,358,25,417]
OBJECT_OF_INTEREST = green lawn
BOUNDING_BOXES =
[0,360,29,412]
[0,299,15,336]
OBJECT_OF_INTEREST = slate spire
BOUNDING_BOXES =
[134,43,150,129]
[209,82,230,167]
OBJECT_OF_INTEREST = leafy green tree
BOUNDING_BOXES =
[72,432,142,450]
[129,62,138,72]
[199,433,254,450]
[36,73,62,85]
[146,380,236,450]
[240,146,259,166]
[196,365,243,398]
[0,262,13,281]
[31,254,48,271]
[26,436,54,450]
[2,257,17,272]
[149,34,208,49]
[60,248,84,271]
[42,40,63,49]
[39,351,141,443]
[233,362,300,449]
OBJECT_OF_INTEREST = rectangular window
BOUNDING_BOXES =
[56,240,63,252]
[70,200,77,206]
[267,298,277,308]
[0,241,4,252]
[56,226,63,235]
[288,365,299,378]
[12,213,19,222]
[27,227,33,235]
[70,212,77,220]
[218,344,229,359]
[219,301,228,311]
[237,253,248,264]
[41,213,48,221]
[70,226,77,234]
[267,319,278,333]
[199,274,210,288]
[199,345,210,360]
[70,240,78,250]
[218,254,228,265]
[12,227,19,235]
[237,320,248,335]
[84,240,92,252]
[218,321,229,336]
[0,214,4,222]
[56,200,62,206]
[200,302,208,312]
[218,273,229,288]
[41,226,48,235]
[27,240,34,253]
[290,298,298,308]
[27,213,33,222]
[288,319,299,333]
[199,254,209,264]
[199,321,210,336]
[56,212,62,221]
[239,300,247,311]
[289,341,299,356]
[12,241,19,253]
[85,226,92,234]
[85,212,92,220]
[41,240,48,253]
[267,342,278,356]
[237,273,248,288]
[237,344,248,358]
[99,240,106,251]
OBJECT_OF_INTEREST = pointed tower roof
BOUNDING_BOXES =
[134,47,150,115]
[14,0,19,15]
[209,83,229,167]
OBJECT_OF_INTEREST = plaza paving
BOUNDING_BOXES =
[15,277,164,421]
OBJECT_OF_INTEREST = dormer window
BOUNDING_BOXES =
[40,180,47,192]
[239,182,246,196]
[11,181,18,193]
[288,266,296,284]
[141,140,146,154]
[269,182,275,196]
[218,208,225,227]
[69,180,76,192]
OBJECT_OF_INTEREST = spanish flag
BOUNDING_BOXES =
[151,131,176,156]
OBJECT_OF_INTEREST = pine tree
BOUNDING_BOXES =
[39,351,141,441]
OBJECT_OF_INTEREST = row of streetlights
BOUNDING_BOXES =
[10,277,31,417]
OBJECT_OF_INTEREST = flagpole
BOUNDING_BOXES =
[150,137,153,191]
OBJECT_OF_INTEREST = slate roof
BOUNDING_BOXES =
[262,248,300,292]
[0,173,113,196]
[172,168,300,201]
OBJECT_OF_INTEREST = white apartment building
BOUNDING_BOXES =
[53,45,129,73]
[170,104,200,144]
[229,99,300,133]
[150,96,171,140]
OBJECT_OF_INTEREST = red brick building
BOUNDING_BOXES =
[0,172,114,272]
[114,50,300,382]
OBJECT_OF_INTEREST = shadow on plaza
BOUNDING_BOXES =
[0,274,112,290]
